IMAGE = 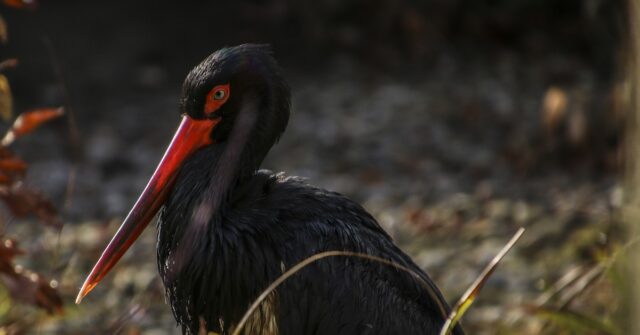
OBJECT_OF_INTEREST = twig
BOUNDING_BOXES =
[439,227,525,335]
[556,264,605,310]
[534,265,585,307]
[42,36,81,212]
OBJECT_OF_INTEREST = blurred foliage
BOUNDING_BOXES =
[0,109,66,331]
[0,4,68,333]
[216,0,628,73]
[621,0,640,333]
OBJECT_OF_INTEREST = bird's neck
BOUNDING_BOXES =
[178,140,261,227]
[157,122,274,331]
[160,98,268,257]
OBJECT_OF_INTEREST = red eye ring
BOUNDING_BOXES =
[204,84,230,116]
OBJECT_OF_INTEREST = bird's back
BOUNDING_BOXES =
[159,170,464,335]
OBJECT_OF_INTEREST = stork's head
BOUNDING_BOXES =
[76,44,290,303]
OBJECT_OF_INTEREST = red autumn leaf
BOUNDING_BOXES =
[34,278,63,314]
[0,172,11,185]
[0,15,7,44]
[0,149,26,185]
[1,108,64,146]
[0,186,62,228]
[0,146,13,158]
[0,157,27,174]
[2,0,37,10]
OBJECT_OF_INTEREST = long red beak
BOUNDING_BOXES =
[76,115,219,303]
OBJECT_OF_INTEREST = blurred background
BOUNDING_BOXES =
[0,0,631,334]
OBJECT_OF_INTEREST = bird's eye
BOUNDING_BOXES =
[213,90,226,100]
[204,84,230,116]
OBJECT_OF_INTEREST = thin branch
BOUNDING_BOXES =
[42,36,81,212]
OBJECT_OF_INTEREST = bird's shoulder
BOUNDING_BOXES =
[230,169,391,240]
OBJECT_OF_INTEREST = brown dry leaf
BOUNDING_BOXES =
[542,87,568,132]
[2,0,37,10]
[0,186,62,228]
[0,173,11,185]
[33,276,63,314]
[567,109,588,146]
[0,15,7,44]
[0,146,13,158]
[1,108,64,146]
[0,75,12,122]
[0,270,62,314]
[0,148,25,184]
[0,238,24,268]
[0,237,62,314]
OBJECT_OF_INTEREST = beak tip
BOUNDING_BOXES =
[75,278,94,304]
[75,291,84,304]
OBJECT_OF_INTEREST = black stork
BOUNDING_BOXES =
[76,44,464,335]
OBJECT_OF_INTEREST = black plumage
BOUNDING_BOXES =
[156,44,463,335]
[77,44,464,335]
